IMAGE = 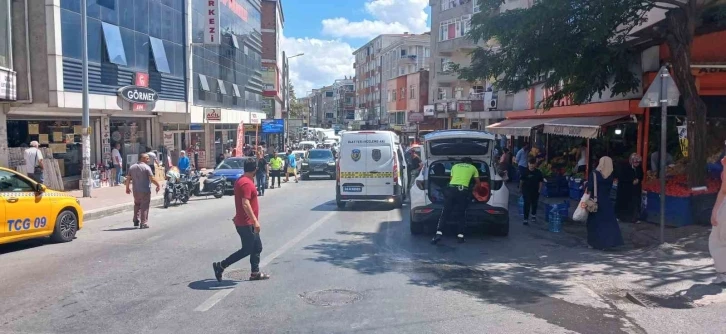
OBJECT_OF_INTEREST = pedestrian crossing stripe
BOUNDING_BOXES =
[339,172,393,178]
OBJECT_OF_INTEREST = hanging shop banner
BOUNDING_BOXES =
[423,105,435,116]
[677,123,688,158]
[204,0,220,45]
[163,131,174,151]
[235,122,245,156]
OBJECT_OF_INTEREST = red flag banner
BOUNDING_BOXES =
[235,122,245,157]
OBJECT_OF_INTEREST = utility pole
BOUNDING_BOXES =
[81,0,92,197]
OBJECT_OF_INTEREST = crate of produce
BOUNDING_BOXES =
[645,192,694,227]
[569,187,584,200]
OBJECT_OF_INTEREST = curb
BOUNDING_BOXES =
[83,196,164,221]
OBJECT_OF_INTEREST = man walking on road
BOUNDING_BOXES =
[125,153,161,229]
[432,157,480,244]
[213,158,271,282]
[284,149,298,183]
[256,150,269,196]
[269,153,284,189]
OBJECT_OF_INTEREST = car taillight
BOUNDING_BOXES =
[415,179,425,190]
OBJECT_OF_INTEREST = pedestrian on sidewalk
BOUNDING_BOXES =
[709,156,726,284]
[515,144,530,180]
[23,141,44,184]
[432,157,480,244]
[616,153,643,223]
[285,149,298,183]
[256,151,269,196]
[146,147,157,176]
[178,151,190,176]
[576,142,587,173]
[213,158,271,282]
[112,143,123,186]
[498,148,511,180]
[125,153,161,229]
[269,154,283,189]
[520,157,544,226]
[584,156,624,250]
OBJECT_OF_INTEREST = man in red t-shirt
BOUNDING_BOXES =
[213,158,270,282]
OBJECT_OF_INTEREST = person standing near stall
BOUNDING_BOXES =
[515,144,530,180]
[616,153,644,223]
[112,143,123,186]
[520,157,544,226]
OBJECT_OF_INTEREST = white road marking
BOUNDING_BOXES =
[193,289,235,312]
[193,211,337,312]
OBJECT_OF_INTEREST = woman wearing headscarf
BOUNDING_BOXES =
[710,156,726,284]
[616,153,644,223]
[585,156,624,250]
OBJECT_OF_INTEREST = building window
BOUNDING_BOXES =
[149,36,171,73]
[440,58,453,72]
[101,22,128,66]
[198,74,211,91]
[392,89,396,101]
[437,88,447,100]
[326,91,334,97]
[0,0,10,69]
[410,85,416,99]
[455,87,463,98]
[440,15,472,41]
[400,49,406,57]
[470,85,485,95]
[400,88,405,100]
[396,112,405,125]
[474,0,481,13]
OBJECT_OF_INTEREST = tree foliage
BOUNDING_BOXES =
[287,83,305,118]
[459,0,726,186]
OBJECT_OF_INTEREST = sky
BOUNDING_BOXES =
[280,0,431,97]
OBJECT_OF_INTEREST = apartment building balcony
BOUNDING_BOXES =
[437,37,478,54]
[398,55,418,65]
[435,71,459,83]
[436,0,474,21]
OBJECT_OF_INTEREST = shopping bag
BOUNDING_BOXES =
[709,201,726,274]
[572,193,590,222]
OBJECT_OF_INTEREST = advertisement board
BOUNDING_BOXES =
[261,119,285,133]
[204,0,220,45]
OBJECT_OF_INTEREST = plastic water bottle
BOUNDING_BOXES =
[548,207,562,233]
[518,196,524,217]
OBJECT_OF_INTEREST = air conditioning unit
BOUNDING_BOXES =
[488,98,498,110]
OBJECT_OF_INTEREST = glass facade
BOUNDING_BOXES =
[0,0,9,69]
[191,0,263,112]
[59,0,186,80]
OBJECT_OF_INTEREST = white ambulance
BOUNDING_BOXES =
[336,131,408,209]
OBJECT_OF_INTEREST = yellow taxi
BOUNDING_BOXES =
[0,167,83,245]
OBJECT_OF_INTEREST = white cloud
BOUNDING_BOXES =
[322,0,429,39]
[282,36,355,97]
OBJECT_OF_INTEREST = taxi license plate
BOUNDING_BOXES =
[343,186,362,192]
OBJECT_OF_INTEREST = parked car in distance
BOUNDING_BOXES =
[409,130,510,236]
[300,149,337,180]
[207,157,247,193]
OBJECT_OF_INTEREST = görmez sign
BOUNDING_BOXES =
[118,86,159,104]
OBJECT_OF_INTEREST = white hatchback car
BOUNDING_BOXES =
[409,130,510,236]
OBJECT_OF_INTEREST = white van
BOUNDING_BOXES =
[336,131,408,209]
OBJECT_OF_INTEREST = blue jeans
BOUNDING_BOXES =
[256,173,266,195]
[114,165,123,185]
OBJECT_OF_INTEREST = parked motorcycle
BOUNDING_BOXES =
[164,172,189,208]
[184,170,225,199]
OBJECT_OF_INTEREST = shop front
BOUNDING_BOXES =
[191,106,252,169]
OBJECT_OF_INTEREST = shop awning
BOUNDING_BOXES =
[486,118,556,137]
[543,115,628,138]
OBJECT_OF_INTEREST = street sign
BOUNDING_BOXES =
[639,66,680,108]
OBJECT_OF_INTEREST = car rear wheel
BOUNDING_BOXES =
[51,210,78,243]
[409,213,423,235]
[489,223,509,237]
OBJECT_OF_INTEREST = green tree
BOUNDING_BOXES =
[457,0,726,187]
[287,83,305,118]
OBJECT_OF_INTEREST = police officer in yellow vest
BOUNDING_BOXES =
[432,157,480,244]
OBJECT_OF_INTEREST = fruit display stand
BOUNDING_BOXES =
[643,174,721,227]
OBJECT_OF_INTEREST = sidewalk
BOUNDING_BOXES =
[506,182,712,251]
[69,183,165,222]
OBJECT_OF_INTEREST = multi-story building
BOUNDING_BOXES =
[429,0,508,130]
[261,0,285,119]
[5,0,189,187]
[386,69,439,133]
[381,33,430,91]
[308,86,333,128]
[352,34,407,128]
[332,78,355,126]
[297,96,310,127]
[2,0,267,186]
[189,0,266,167]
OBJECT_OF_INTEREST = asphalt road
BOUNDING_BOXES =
[0,179,721,334]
